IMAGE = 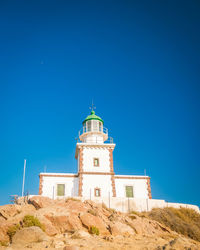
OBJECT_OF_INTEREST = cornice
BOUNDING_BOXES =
[115,175,150,180]
[78,171,115,176]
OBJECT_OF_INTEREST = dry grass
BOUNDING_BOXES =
[102,203,116,213]
[145,207,200,242]
[130,210,147,218]
[65,197,81,202]
[129,214,137,220]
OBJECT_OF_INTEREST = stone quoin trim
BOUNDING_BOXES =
[109,148,116,197]
[147,178,152,199]
[38,175,43,195]
[111,176,116,197]
[78,147,83,196]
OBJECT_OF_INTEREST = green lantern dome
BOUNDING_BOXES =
[83,110,104,124]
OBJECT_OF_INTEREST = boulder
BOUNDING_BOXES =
[71,230,91,239]
[110,221,135,236]
[53,240,65,248]
[64,199,89,214]
[19,204,36,214]
[0,225,9,243]
[80,213,109,235]
[5,205,36,226]
[64,246,79,250]
[0,221,18,243]
[0,216,6,224]
[0,205,20,219]
[28,196,55,209]
[12,226,49,246]
[158,237,199,250]
[45,214,83,233]
[36,214,59,236]
[125,216,170,236]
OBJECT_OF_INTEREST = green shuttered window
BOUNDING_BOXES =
[125,186,133,198]
[57,184,65,196]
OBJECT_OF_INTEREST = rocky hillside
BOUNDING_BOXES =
[0,196,199,249]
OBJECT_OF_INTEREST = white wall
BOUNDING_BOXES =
[115,178,149,199]
[70,197,200,213]
[84,134,104,144]
[82,147,110,172]
[41,174,149,200]
[82,174,113,197]
[42,175,79,199]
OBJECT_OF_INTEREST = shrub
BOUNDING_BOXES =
[7,224,20,242]
[89,226,100,235]
[0,240,9,246]
[23,215,45,231]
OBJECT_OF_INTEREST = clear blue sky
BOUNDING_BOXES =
[0,0,199,206]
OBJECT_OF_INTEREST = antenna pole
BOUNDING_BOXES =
[89,100,96,112]
[22,159,26,197]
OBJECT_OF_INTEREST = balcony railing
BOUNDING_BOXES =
[77,136,114,144]
[79,126,108,137]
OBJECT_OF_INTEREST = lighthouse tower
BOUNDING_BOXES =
[75,109,116,198]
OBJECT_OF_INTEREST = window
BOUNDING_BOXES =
[57,184,65,196]
[93,120,98,132]
[93,158,99,167]
[87,121,91,132]
[83,123,86,133]
[125,186,133,198]
[99,122,102,132]
[94,188,101,197]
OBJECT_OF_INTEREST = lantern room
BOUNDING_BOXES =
[79,110,108,143]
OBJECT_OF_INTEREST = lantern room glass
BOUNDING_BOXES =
[85,120,103,133]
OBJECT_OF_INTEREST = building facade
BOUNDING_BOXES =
[39,110,151,200]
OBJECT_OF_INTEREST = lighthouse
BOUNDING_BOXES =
[39,108,151,201]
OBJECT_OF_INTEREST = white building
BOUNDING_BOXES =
[39,109,151,200]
